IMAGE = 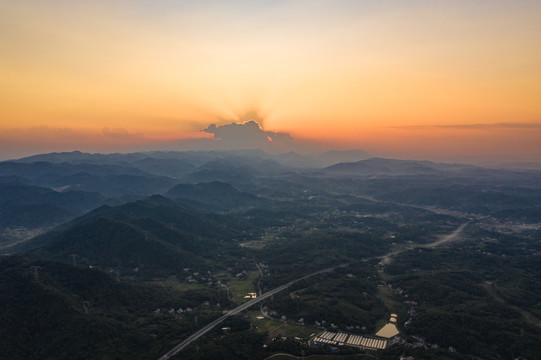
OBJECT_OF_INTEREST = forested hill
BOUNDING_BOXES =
[21,197,245,277]
[164,181,267,210]
[0,256,231,360]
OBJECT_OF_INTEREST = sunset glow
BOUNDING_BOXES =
[1,1,540,161]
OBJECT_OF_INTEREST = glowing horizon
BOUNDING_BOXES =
[1,1,540,161]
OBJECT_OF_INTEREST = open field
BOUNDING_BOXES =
[225,270,261,304]
[250,311,320,339]
[0,228,46,249]
[147,277,209,291]
[264,354,376,360]
[375,287,405,330]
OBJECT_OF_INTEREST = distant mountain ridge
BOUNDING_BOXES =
[0,161,177,197]
[12,149,372,169]
[324,157,475,176]
[0,182,105,229]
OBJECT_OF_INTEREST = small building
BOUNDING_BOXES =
[244,292,257,299]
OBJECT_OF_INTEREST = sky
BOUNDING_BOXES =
[1,0,540,162]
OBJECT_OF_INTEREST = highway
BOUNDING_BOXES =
[158,220,470,359]
[157,265,341,360]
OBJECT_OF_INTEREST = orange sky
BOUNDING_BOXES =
[1,1,540,161]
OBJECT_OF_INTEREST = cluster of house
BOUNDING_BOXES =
[154,307,194,315]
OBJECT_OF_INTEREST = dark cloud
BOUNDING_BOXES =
[202,121,294,151]
[162,117,322,154]
[0,121,323,161]
[167,108,305,152]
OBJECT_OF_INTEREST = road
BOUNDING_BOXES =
[423,221,470,248]
[158,221,470,359]
[157,265,341,360]
[380,220,470,264]
[253,257,264,296]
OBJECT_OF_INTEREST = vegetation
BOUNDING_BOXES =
[1,151,540,359]
[0,257,230,360]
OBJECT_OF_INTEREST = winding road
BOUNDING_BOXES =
[380,220,470,264]
[424,221,470,248]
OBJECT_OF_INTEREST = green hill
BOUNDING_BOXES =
[22,197,243,276]
[0,182,104,230]
[0,256,229,360]
[165,181,265,210]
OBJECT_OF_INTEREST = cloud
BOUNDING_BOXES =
[0,126,150,144]
[169,120,300,153]
[203,121,294,150]
[164,110,317,153]
[392,122,541,130]
[100,127,148,141]
[0,126,155,160]
[0,120,323,161]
